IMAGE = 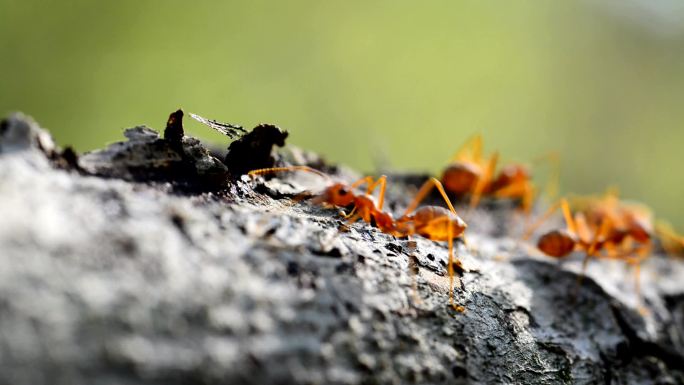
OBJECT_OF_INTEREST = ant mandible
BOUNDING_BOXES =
[248,166,468,311]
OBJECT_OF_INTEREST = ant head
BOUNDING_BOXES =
[321,183,355,207]
[537,229,576,258]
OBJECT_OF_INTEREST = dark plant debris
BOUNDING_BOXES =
[79,110,229,191]
[189,112,246,139]
[164,109,185,146]
[224,123,289,176]
[77,110,291,190]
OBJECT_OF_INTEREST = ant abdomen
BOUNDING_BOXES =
[411,206,467,241]
[441,163,481,194]
[538,229,576,258]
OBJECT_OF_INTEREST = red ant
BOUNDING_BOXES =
[441,135,558,213]
[248,166,468,311]
[525,191,654,312]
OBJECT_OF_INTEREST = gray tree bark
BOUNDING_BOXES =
[0,112,683,385]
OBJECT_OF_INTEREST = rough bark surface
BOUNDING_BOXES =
[1,112,683,385]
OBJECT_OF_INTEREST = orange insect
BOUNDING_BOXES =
[526,190,654,310]
[392,178,468,311]
[248,166,395,232]
[441,135,558,212]
[248,166,468,311]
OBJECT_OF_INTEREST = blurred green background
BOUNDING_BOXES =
[2,1,683,226]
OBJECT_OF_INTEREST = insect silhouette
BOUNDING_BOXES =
[525,190,654,311]
[441,135,558,213]
[248,166,468,311]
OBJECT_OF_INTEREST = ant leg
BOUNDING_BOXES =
[570,253,592,304]
[631,261,650,315]
[469,152,499,210]
[608,247,647,314]
[571,249,595,302]
[350,175,388,210]
[632,261,643,308]
[366,175,387,210]
[342,206,358,219]
[588,216,611,255]
[560,198,578,236]
[472,134,483,162]
[492,181,535,214]
[345,213,361,224]
[605,186,621,201]
[574,216,610,299]
[578,254,591,284]
[406,236,423,306]
[632,242,652,313]
[522,198,570,240]
[403,178,459,217]
[412,215,465,311]
[522,184,536,214]
[522,200,558,240]
[448,222,455,307]
[350,176,375,190]
[603,242,619,259]
[448,134,482,163]
[594,241,650,313]
[574,213,592,245]
[446,220,465,312]
[531,151,561,200]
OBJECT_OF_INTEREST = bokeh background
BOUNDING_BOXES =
[2,1,683,226]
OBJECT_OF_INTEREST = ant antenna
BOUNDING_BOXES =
[531,151,560,200]
[248,166,332,208]
[248,166,332,181]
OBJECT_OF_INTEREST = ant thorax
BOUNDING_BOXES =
[353,194,379,208]
[492,164,530,187]
[372,210,397,233]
